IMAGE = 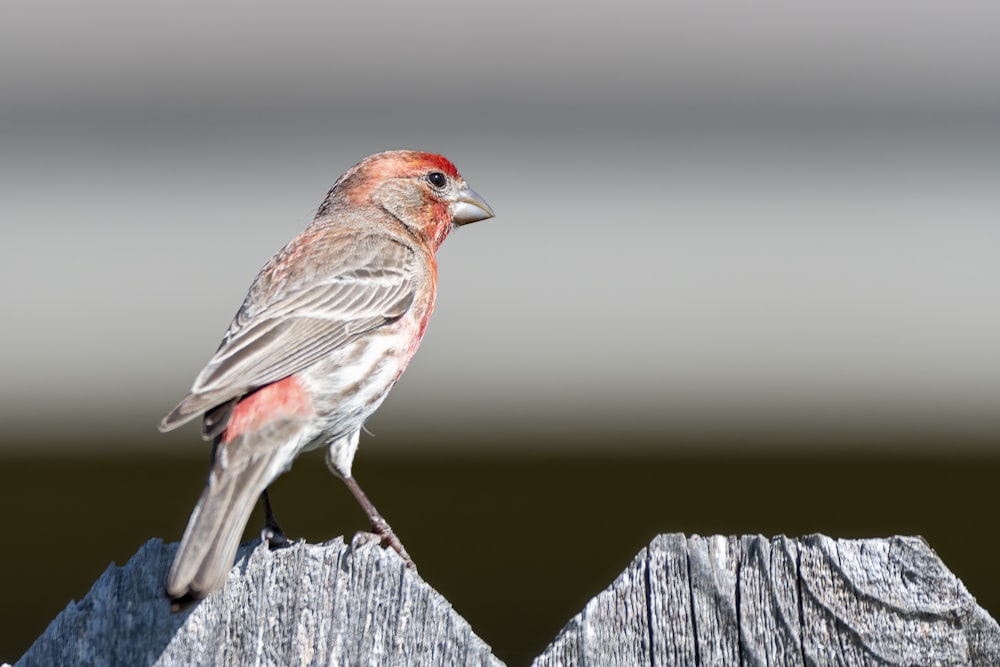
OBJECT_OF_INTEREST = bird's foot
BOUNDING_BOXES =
[349,531,383,552]
[337,474,416,569]
[369,516,416,570]
[261,488,289,550]
[261,523,289,550]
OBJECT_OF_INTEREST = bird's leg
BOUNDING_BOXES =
[260,488,288,549]
[339,475,415,569]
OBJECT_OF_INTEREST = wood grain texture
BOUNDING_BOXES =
[16,533,999,666]
[16,536,502,667]
[532,534,1000,666]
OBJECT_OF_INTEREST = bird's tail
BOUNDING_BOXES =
[166,429,299,606]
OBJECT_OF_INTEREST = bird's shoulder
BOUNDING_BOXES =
[219,216,425,342]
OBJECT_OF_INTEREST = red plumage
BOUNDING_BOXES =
[220,376,314,445]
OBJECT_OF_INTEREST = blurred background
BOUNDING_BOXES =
[2,1,999,663]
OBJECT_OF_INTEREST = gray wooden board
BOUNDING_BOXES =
[15,534,1000,666]
[16,536,503,667]
[532,534,1000,667]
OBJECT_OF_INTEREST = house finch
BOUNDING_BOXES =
[159,150,494,605]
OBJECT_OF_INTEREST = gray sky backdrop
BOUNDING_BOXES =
[2,1,999,453]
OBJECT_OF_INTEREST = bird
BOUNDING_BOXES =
[158,150,494,606]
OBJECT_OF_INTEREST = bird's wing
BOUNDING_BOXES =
[160,236,418,432]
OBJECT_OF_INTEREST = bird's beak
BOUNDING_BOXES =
[452,186,495,226]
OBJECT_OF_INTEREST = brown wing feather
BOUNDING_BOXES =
[160,234,418,433]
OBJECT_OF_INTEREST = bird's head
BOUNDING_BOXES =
[328,150,494,249]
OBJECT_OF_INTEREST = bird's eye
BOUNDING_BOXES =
[426,171,448,189]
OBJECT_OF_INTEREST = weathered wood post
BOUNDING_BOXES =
[15,534,1000,666]
[532,534,1000,666]
[15,536,503,667]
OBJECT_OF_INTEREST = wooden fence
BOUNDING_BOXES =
[15,533,1000,665]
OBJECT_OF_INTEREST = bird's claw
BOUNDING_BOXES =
[369,518,416,570]
[350,531,383,551]
[348,525,416,570]
[260,488,289,550]
[261,524,289,550]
